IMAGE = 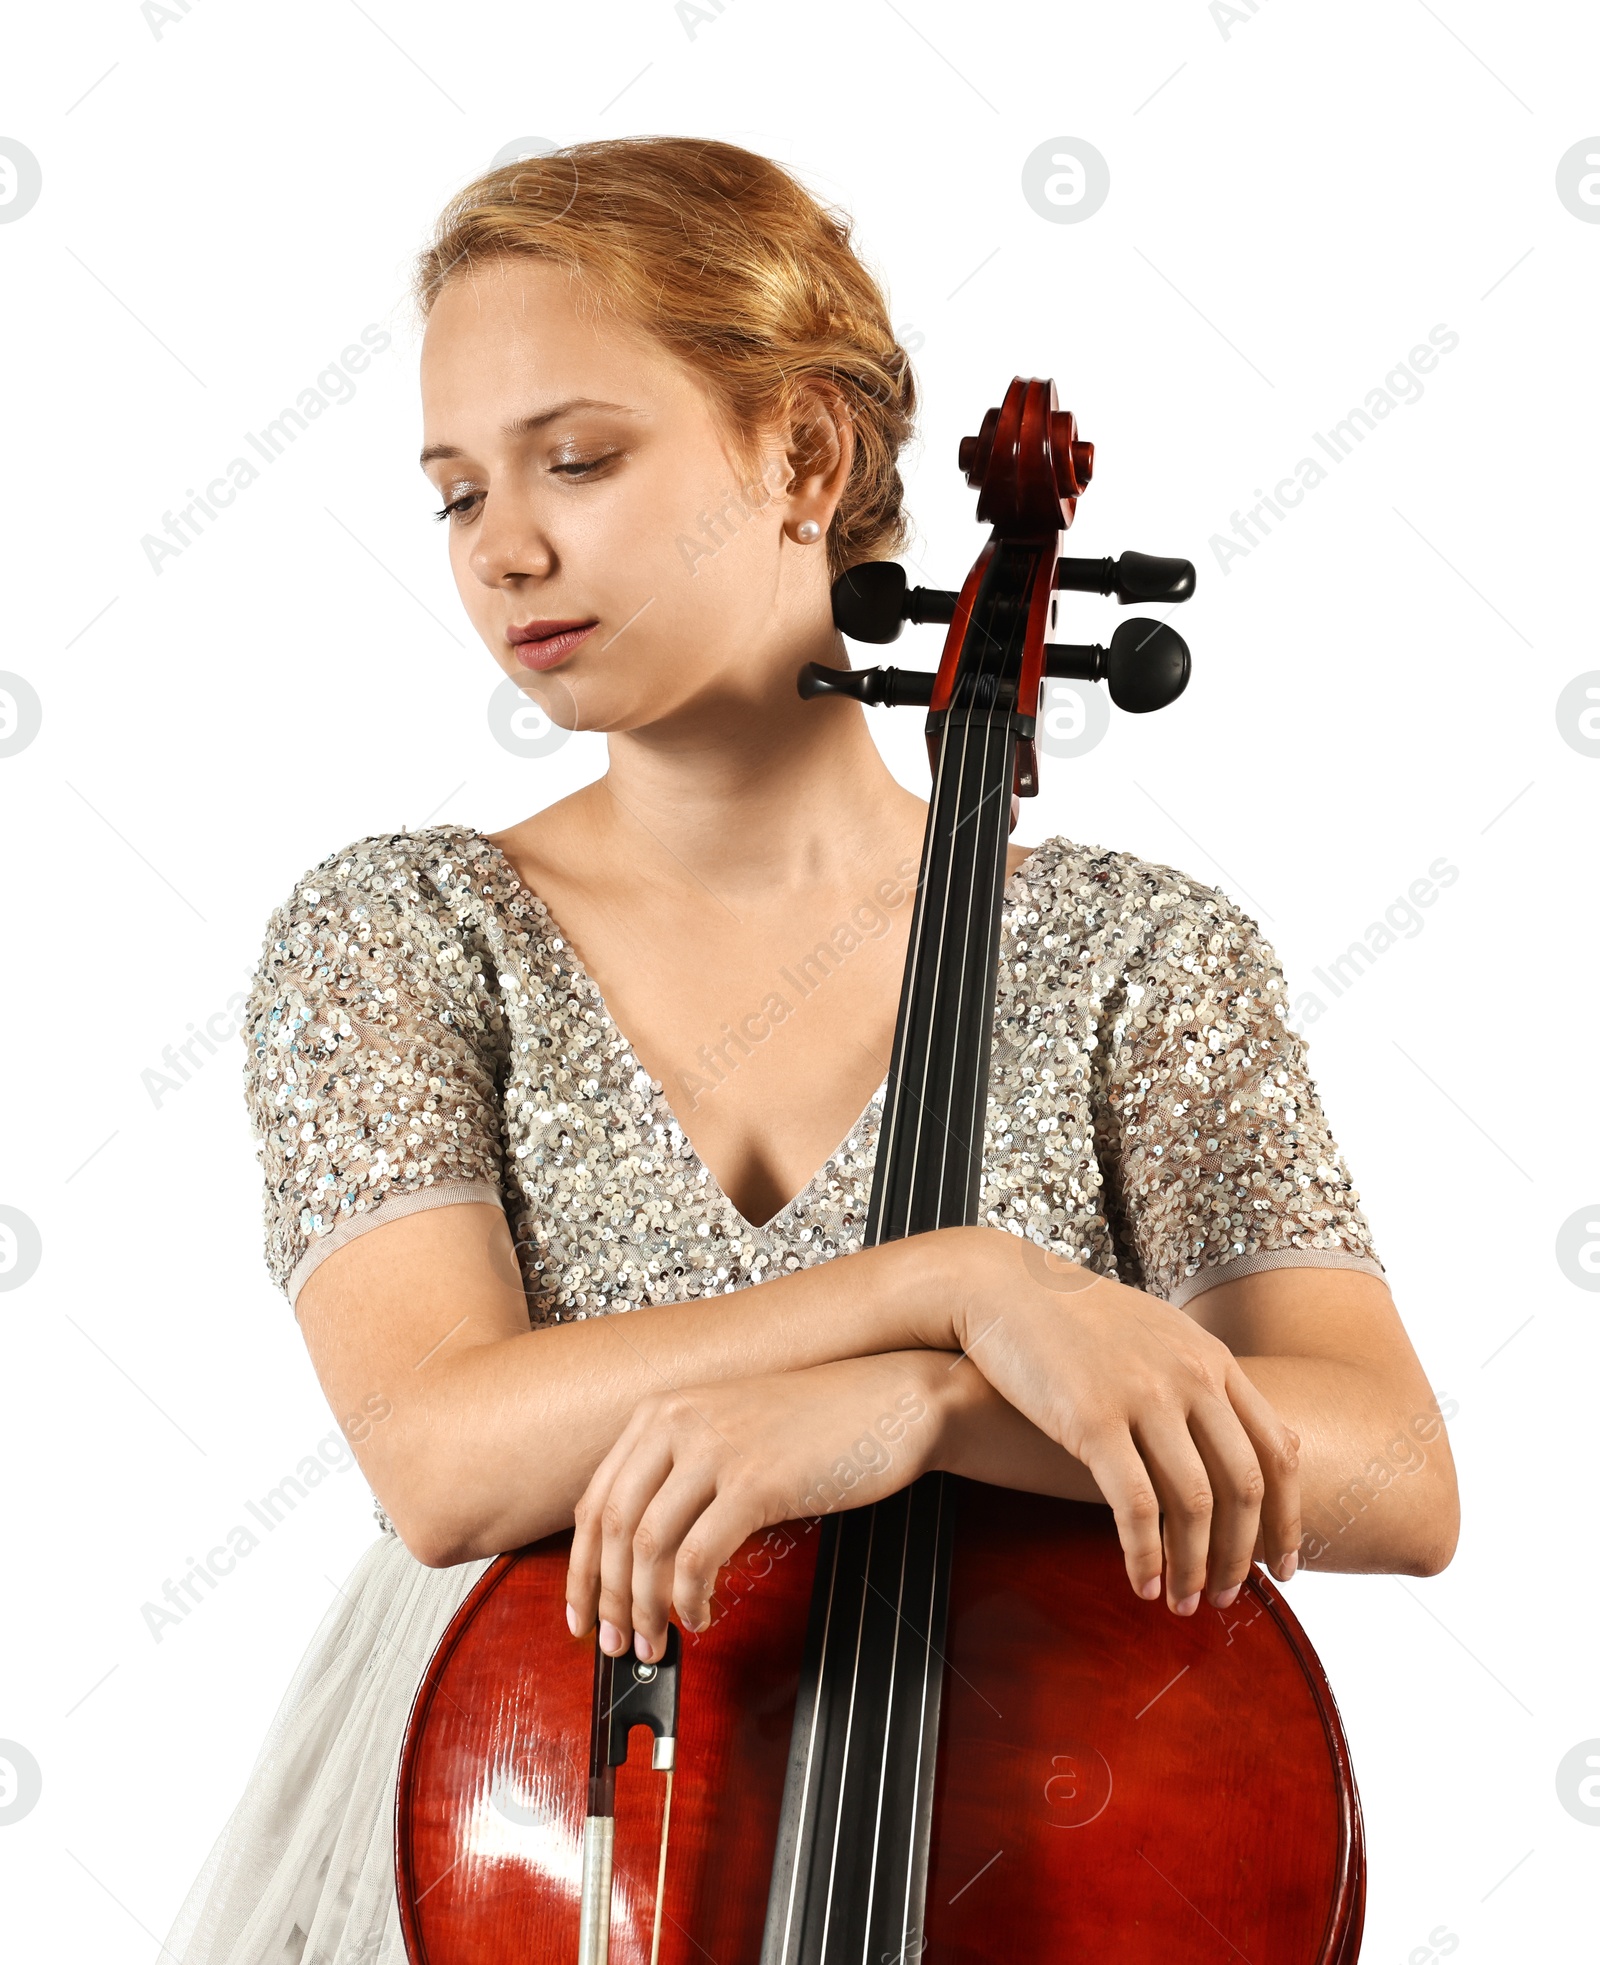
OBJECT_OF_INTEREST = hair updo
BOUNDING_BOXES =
[413,136,918,579]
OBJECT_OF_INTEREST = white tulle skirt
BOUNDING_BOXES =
[158,1532,491,1965]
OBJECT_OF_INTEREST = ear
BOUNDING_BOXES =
[784,382,855,520]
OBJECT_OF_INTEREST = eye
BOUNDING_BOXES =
[433,491,482,524]
[551,450,621,478]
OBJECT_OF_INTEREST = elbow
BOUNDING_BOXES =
[1408,1492,1460,1577]
[1400,1460,1461,1577]
[398,1522,473,1571]
[383,1482,491,1571]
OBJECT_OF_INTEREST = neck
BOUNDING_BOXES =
[581,652,926,904]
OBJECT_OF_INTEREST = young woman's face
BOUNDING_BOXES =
[419,257,838,736]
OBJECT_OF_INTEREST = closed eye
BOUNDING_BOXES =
[433,453,621,523]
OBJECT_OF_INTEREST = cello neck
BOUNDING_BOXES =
[866,550,1033,1248]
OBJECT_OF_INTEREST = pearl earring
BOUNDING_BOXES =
[795,518,822,543]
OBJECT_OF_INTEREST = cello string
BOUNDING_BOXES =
[927,544,1019,1234]
[815,1501,881,1964]
[890,578,996,1240]
[833,555,1023,1948]
[897,1473,949,1957]
[858,1482,917,1961]
[774,1513,846,1965]
[800,420,1047,1943]
[879,541,1028,1924]
[795,692,965,1958]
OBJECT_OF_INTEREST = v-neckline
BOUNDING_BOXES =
[470,829,1044,1236]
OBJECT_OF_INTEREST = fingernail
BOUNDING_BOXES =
[1139,1576,1162,1601]
[1277,1552,1298,1581]
[565,1603,579,1635]
[599,1619,623,1654]
[634,1631,653,1661]
[1174,1592,1201,1617]
[1212,1583,1241,1610]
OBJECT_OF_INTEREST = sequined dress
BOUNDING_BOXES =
[159,823,1383,1964]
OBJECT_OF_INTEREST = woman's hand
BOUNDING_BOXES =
[942,1227,1303,1614]
[565,1351,945,1662]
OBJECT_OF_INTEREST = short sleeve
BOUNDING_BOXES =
[242,835,511,1307]
[1094,869,1385,1307]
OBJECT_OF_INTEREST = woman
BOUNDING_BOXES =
[162,135,1458,1963]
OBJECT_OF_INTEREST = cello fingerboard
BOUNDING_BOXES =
[761,544,1032,1965]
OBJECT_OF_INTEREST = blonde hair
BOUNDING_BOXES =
[413,136,917,578]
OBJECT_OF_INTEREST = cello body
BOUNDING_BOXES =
[398,1488,1362,1962]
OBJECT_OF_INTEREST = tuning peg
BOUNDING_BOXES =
[1054,551,1196,605]
[797,662,935,707]
[830,562,958,643]
[1044,620,1191,713]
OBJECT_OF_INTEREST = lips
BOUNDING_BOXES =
[506,619,598,670]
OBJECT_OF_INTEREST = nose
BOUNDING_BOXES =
[467,490,555,589]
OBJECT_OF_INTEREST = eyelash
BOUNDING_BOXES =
[433,453,618,523]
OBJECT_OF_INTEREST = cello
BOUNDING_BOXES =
[394,377,1365,1963]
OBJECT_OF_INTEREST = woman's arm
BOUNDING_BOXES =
[300,1203,1296,1605]
[296,1200,963,1565]
[564,1252,1456,1660]
[932,1273,1458,1575]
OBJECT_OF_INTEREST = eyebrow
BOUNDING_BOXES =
[419,397,639,468]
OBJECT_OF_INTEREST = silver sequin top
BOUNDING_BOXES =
[242,824,1383,1327]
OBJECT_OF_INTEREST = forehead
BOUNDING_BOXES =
[419,259,681,423]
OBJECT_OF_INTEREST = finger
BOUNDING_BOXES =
[630,1465,720,1662]
[593,1437,679,1652]
[565,1402,663,1634]
[1073,1424,1166,1603]
[1132,1415,1215,1614]
[1222,1366,1303,1581]
[669,1481,771,1635]
[1184,1393,1267,1606]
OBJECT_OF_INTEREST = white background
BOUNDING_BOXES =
[2,1,1596,1958]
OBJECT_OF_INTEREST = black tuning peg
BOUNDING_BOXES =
[1045,619,1191,713]
[830,562,958,643]
[796,663,935,707]
[799,618,1189,716]
[1055,551,1196,605]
